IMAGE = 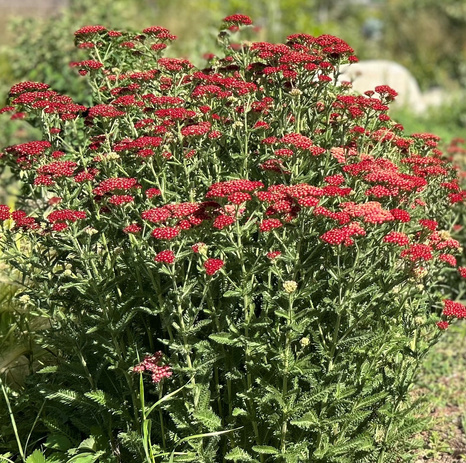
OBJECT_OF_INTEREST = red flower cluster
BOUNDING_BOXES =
[438,254,456,267]
[213,215,235,229]
[204,258,225,275]
[266,250,281,259]
[108,195,134,206]
[11,211,38,230]
[280,133,313,150]
[74,25,107,37]
[154,250,175,264]
[223,14,253,26]
[87,104,125,118]
[383,231,409,246]
[259,218,283,232]
[206,180,264,198]
[442,300,466,319]
[0,205,11,221]
[47,209,86,223]
[70,60,103,70]
[9,81,50,96]
[38,161,77,178]
[181,121,211,137]
[93,177,140,196]
[419,219,438,231]
[123,223,142,234]
[320,222,366,246]
[132,352,172,383]
[400,244,433,262]
[340,201,393,224]
[143,26,177,42]
[151,227,180,240]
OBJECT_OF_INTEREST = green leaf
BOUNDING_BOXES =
[84,390,123,415]
[223,290,241,298]
[231,407,247,416]
[66,453,100,463]
[45,434,72,452]
[354,391,389,410]
[252,445,279,455]
[224,447,254,461]
[25,451,46,463]
[327,437,373,456]
[171,454,198,462]
[192,409,222,431]
[77,437,96,451]
[290,410,319,430]
[209,332,238,346]
[274,309,292,320]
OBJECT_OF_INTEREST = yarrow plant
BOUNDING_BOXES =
[1,14,466,463]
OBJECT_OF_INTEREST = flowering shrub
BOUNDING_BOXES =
[1,15,466,463]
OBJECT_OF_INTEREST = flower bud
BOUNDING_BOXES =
[19,294,31,304]
[300,337,310,347]
[283,280,297,293]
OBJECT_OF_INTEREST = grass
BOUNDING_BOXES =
[412,321,466,462]
[391,97,466,143]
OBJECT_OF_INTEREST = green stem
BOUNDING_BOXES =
[280,296,294,453]
[1,377,25,462]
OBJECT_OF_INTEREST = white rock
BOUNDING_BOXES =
[339,60,427,113]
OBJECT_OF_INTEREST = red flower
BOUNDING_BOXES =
[151,227,180,240]
[227,192,251,204]
[419,219,438,231]
[438,254,457,267]
[436,321,449,330]
[47,209,86,223]
[383,231,409,246]
[280,133,313,150]
[0,205,11,221]
[259,218,283,232]
[74,25,107,36]
[181,122,211,137]
[213,215,235,230]
[146,188,162,198]
[400,244,433,262]
[206,179,264,198]
[94,177,140,195]
[9,81,50,96]
[87,104,125,118]
[320,222,366,246]
[70,60,104,70]
[390,208,411,223]
[108,195,134,206]
[442,300,466,319]
[155,250,175,264]
[274,149,294,158]
[204,258,224,275]
[223,14,253,26]
[123,224,142,234]
[267,251,281,259]
[132,352,172,383]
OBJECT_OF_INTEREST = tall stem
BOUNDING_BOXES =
[280,296,293,453]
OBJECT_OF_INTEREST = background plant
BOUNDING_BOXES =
[0,15,466,463]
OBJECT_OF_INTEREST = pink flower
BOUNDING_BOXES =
[132,352,172,383]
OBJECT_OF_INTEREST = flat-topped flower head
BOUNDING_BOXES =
[223,14,253,26]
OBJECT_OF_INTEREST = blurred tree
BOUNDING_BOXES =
[5,0,151,103]
[382,0,466,90]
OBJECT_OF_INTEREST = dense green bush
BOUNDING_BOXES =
[1,15,466,463]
